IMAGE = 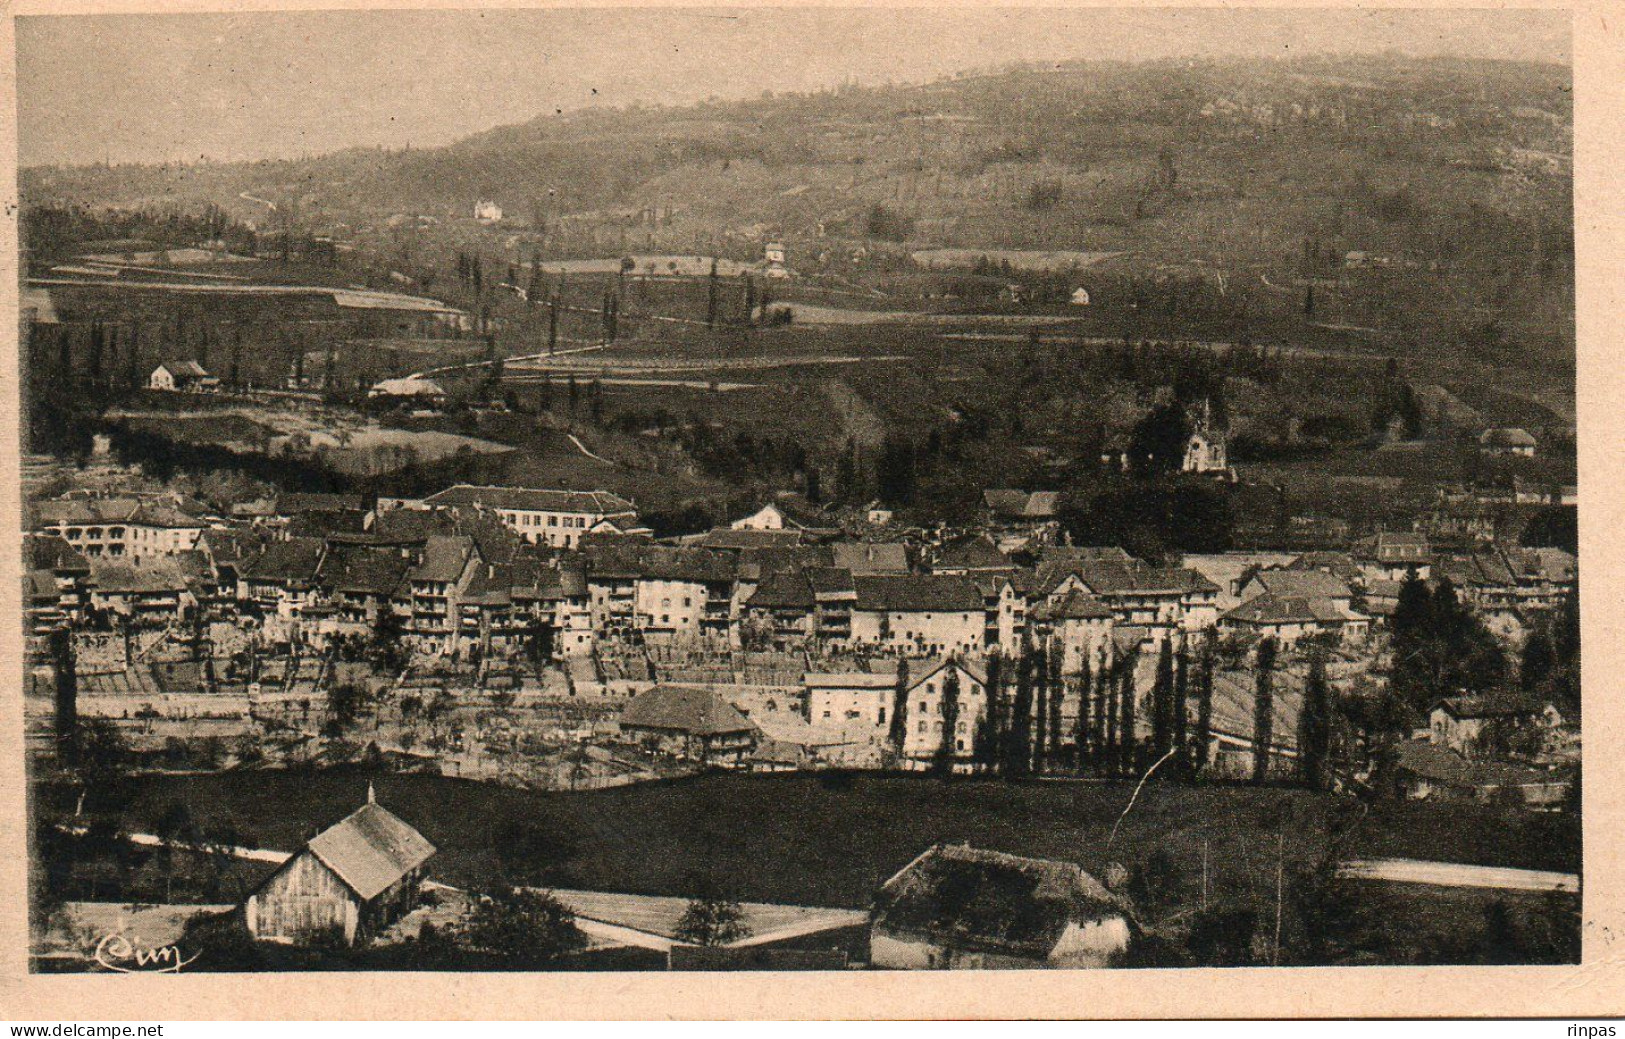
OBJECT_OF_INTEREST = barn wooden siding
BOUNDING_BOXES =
[246,850,359,944]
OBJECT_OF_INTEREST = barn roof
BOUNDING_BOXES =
[874,844,1129,958]
[306,800,437,902]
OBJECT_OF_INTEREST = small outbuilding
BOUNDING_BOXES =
[243,786,436,947]
[149,360,221,394]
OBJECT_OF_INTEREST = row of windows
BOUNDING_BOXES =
[508,511,592,529]
[916,720,970,733]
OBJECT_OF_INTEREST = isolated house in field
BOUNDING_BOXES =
[871,844,1134,969]
[149,360,220,394]
[1479,427,1537,457]
[368,377,447,406]
[244,787,436,947]
[1428,694,1563,758]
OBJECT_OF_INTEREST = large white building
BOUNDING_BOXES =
[419,485,641,549]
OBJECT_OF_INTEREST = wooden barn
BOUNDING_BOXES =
[243,786,436,947]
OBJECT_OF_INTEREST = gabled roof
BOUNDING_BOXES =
[905,657,988,691]
[874,844,1128,959]
[805,566,857,599]
[1434,693,1552,720]
[275,492,366,515]
[243,537,326,584]
[157,359,212,379]
[1392,740,1549,788]
[422,484,635,516]
[1360,532,1431,564]
[88,561,189,594]
[832,541,910,576]
[130,503,209,530]
[305,800,437,902]
[1030,588,1114,622]
[983,489,1062,519]
[619,686,755,736]
[1222,593,1362,626]
[411,535,475,584]
[1286,551,1364,584]
[853,574,984,613]
[1244,569,1353,600]
[1479,427,1538,448]
[693,527,805,551]
[747,570,816,610]
[932,534,1012,573]
[26,534,89,574]
[321,545,412,597]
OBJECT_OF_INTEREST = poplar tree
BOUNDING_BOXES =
[1193,635,1215,776]
[935,665,961,775]
[887,656,910,759]
[1252,637,1278,785]
[1032,640,1049,775]
[1299,647,1332,791]
[1005,648,1034,778]
[1151,638,1175,757]
[1118,647,1139,773]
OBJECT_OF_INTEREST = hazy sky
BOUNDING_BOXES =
[18,7,1571,168]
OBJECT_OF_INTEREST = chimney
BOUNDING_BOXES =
[367,781,376,805]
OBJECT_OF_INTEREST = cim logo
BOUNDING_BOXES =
[92,933,200,973]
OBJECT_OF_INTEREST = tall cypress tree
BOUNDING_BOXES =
[1152,638,1175,757]
[1047,641,1065,766]
[887,656,910,760]
[935,664,961,775]
[1252,637,1278,785]
[1299,647,1331,790]
[1193,634,1216,777]
[1173,641,1190,775]
[1118,648,1139,773]
[1103,652,1120,775]
[1006,647,1034,778]
[1032,640,1049,775]
[1074,650,1093,770]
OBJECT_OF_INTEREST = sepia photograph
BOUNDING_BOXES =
[14,4,1583,984]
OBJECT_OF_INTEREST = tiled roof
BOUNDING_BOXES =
[619,686,755,736]
[274,492,365,515]
[244,537,326,584]
[1246,570,1353,600]
[694,527,806,551]
[1222,594,1361,625]
[832,541,910,575]
[983,489,1063,519]
[422,484,635,516]
[26,534,89,573]
[1031,588,1114,621]
[1435,693,1550,720]
[748,571,815,610]
[853,574,984,612]
[932,535,1012,573]
[411,535,475,584]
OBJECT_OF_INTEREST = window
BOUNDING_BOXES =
[918,720,927,733]
[956,739,965,751]
[878,707,887,724]
[548,516,557,526]
[823,710,832,719]
[918,701,927,713]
